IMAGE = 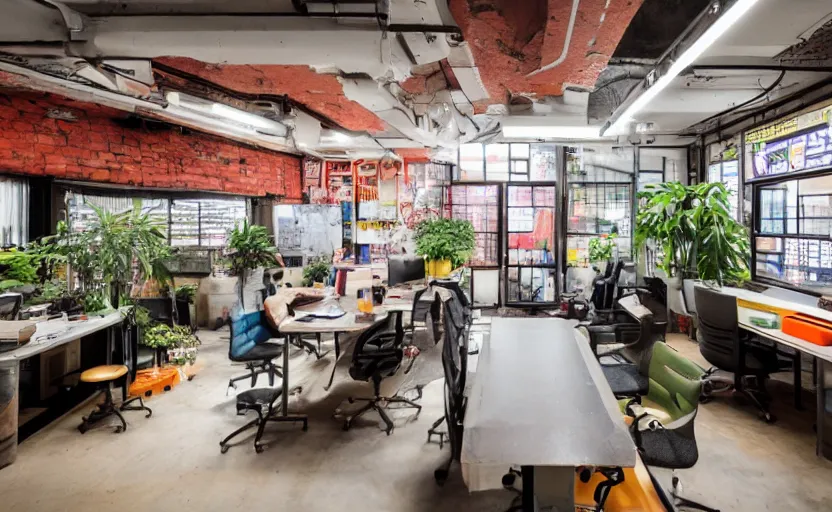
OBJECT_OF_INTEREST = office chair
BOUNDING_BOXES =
[343,312,421,434]
[430,281,472,485]
[227,310,284,392]
[78,320,152,434]
[0,292,22,320]
[623,342,719,512]
[219,385,307,454]
[694,286,794,423]
[388,254,426,288]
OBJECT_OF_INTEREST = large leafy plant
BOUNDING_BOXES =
[414,218,476,269]
[635,181,749,285]
[53,203,171,305]
[226,219,276,306]
[227,219,276,276]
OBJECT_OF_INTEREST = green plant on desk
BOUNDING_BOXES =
[302,258,331,287]
[226,219,276,306]
[588,234,617,268]
[414,217,475,269]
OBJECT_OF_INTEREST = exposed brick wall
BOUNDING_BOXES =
[0,88,302,199]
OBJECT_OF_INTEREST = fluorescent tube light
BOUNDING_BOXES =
[502,125,602,139]
[605,0,761,135]
[210,103,278,131]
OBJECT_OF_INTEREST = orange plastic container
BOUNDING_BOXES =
[128,367,181,397]
[782,314,832,346]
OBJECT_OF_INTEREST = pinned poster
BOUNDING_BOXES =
[303,158,322,188]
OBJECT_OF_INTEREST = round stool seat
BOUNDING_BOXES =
[80,365,128,383]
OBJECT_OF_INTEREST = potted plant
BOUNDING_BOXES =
[635,182,749,333]
[414,218,476,277]
[226,219,276,308]
[50,204,172,308]
[302,257,331,287]
[588,233,617,272]
[175,283,198,329]
[635,181,749,286]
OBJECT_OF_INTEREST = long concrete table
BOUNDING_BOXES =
[462,317,636,510]
[0,311,125,469]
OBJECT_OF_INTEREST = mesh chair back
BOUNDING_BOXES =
[694,286,740,371]
[349,313,404,381]
[437,284,471,463]
[0,293,22,320]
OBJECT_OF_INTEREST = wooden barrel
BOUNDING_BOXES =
[0,360,19,469]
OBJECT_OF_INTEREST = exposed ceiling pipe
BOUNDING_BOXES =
[526,0,580,77]
[0,60,300,155]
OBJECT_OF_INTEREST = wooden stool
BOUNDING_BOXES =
[78,365,152,434]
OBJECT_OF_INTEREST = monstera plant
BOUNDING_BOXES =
[635,181,749,286]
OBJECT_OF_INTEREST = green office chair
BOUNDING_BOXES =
[623,342,719,512]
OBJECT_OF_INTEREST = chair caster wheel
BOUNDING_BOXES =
[347,397,354,404]
[385,429,392,436]
[78,424,88,434]
[114,426,124,434]
[762,412,777,424]
[220,445,230,454]
[343,421,351,431]
[255,445,264,454]
[434,469,448,486]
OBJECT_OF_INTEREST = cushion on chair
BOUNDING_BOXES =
[80,364,128,383]
[602,364,649,397]
[237,386,283,407]
[637,428,698,469]
[230,311,274,359]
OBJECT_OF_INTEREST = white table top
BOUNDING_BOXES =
[738,307,832,362]
[723,286,832,323]
[278,298,387,334]
[462,317,636,468]
[0,310,124,362]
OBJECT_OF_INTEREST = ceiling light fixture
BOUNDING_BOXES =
[604,0,761,136]
[210,102,278,131]
[502,125,602,139]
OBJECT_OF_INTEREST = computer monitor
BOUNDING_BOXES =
[388,255,426,287]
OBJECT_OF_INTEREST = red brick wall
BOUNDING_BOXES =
[0,89,302,199]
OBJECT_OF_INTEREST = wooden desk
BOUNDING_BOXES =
[721,287,832,460]
[0,310,126,469]
[462,317,635,509]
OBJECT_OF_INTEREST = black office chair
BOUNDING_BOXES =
[388,254,426,288]
[219,385,307,454]
[0,292,22,320]
[227,310,284,392]
[343,312,421,434]
[694,286,794,423]
[431,281,472,485]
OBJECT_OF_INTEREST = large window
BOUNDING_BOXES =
[566,146,634,265]
[456,143,556,182]
[0,176,28,247]
[447,185,499,266]
[755,174,832,293]
[68,192,248,248]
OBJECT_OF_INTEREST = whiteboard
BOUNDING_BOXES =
[274,205,341,259]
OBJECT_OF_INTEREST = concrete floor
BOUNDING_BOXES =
[0,330,831,511]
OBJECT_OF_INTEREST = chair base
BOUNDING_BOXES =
[702,370,776,423]
[219,413,308,454]
[672,476,720,512]
[427,415,448,448]
[343,395,421,435]
[78,389,152,434]
[226,362,282,394]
